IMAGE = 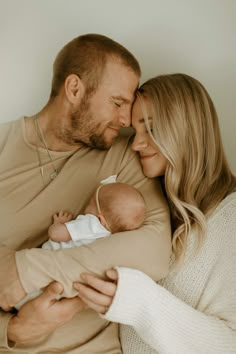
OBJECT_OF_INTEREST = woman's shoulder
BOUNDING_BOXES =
[208,191,236,229]
[214,191,236,214]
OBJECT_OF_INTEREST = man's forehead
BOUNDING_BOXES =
[98,60,139,101]
[104,59,139,82]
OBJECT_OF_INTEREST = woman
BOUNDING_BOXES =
[74,74,236,353]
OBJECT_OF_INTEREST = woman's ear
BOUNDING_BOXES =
[64,74,86,104]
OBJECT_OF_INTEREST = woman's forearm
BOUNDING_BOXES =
[104,267,236,354]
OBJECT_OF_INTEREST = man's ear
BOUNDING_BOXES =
[64,74,85,104]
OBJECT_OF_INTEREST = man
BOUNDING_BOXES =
[0,34,171,353]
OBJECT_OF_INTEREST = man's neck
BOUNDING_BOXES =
[25,105,81,152]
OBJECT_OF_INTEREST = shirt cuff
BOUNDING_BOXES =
[101,267,156,328]
[0,311,15,349]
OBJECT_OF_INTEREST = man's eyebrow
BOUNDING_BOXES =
[112,95,132,104]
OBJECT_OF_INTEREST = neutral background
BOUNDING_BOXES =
[0,0,235,172]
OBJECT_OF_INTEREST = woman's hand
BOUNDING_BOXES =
[73,269,118,314]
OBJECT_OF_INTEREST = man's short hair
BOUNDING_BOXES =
[50,33,141,98]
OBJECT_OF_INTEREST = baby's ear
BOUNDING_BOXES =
[97,214,107,228]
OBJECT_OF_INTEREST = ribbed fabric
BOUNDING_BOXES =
[0,313,14,350]
[104,192,236,353]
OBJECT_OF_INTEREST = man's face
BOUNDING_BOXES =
[65,59,139,149]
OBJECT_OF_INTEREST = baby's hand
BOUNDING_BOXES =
[53,211,73,224]
[48,212,73,242]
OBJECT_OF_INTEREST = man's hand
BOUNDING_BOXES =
[7,281,87,343]
[0,248,26,311]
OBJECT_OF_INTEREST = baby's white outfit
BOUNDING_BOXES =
[43,214,111,250]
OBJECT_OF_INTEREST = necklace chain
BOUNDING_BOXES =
[34,116,58,184]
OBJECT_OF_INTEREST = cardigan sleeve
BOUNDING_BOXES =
[103,267,236,354]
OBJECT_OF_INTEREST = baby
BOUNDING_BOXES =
[15,182,145,309]
[44,182,146,250]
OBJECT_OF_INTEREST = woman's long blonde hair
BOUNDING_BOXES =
[138,74,236,261]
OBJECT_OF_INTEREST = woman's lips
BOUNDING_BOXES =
[140,153,156,159]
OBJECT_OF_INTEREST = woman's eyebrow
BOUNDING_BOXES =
[131,117,152,127]
[138,117,152,123]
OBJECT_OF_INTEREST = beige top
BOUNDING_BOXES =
[0,118,171,353]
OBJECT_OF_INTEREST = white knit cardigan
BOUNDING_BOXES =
[104,192,236,354]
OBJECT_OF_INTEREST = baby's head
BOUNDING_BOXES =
[84,183,145,233]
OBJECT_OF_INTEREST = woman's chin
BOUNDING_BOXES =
[142,167,165,179]
[142,169,156,178]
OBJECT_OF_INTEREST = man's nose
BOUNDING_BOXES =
[118,107,131,127]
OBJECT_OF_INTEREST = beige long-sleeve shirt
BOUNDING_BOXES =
[0,118,171,353]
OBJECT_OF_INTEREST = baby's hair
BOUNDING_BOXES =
[97,183,145,233]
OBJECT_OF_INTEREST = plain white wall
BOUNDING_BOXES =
[0,0,235,172]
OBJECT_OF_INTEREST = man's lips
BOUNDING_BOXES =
[107,126,120,138]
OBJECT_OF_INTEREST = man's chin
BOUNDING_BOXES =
[89,139,112,150]
[105,136,119,149]
[89,135,117,150]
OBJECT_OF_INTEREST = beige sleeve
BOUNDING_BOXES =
[15,151,172,298]
[0,311,14,349]
[0,248,26,307]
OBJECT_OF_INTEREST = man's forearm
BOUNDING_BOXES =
[16,222,171,298]
[15,172,172,298]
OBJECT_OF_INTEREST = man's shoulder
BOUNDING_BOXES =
[106,133,137,162]
[0,118,23,151]
[0,119,13,131]
[0,118,22,133]
[0,119,15,140]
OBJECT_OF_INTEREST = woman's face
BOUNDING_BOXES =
[131,97,168,178]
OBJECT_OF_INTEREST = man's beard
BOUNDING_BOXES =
[60,94,111,150]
